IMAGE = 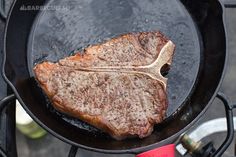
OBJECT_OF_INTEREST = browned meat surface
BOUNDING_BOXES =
[34,32,175,140]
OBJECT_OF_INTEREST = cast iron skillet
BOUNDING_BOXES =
[0,0,234,156]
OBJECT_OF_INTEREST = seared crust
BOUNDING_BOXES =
[59,32,169,67]
[34,31,175,140]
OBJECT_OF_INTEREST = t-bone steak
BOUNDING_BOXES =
[34,31,175,140]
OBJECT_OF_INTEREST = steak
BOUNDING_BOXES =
[34,31,175,140]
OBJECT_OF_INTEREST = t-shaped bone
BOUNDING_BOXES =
[73,41,175,89]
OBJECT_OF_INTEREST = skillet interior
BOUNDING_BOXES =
[28,0,201,126]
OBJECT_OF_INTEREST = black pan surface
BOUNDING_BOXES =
[28,0,201,119]
[27,0,201,138]
[3,0,226,154]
